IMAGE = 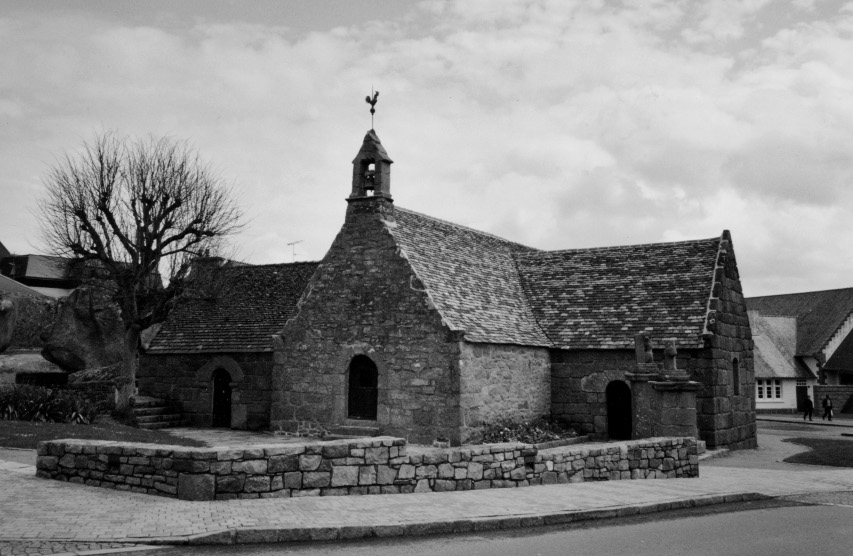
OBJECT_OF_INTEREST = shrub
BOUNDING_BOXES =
[0,384,97,424]
[481,415,576,444]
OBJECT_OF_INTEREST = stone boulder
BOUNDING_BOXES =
[0,297,14,353]
[0,349,65,387]
[40,288,125,372]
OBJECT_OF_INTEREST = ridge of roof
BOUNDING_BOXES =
[523,235,722,257]
[747,286,853,301]
[216,261,321,270]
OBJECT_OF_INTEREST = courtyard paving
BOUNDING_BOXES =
[1,422,853,555]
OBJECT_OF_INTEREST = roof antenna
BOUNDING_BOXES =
[365,88,379,129]
[287,240,303,262]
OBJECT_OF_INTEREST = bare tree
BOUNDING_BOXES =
[39,132,243,410]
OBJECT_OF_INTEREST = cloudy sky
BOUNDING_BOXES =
[2,0,852,297]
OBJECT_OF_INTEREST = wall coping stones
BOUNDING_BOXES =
[37,436,698,501]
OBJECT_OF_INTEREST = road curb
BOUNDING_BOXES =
[756,416,853,429]
[122,491,767,546]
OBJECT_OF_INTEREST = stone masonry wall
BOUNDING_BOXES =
[692,232,756,450]
[138,352,274,431]
[551,349,720,443]
[271,198,462,445]
[37,436,698,501]
[459,343,551,444]
[551,349,640,437]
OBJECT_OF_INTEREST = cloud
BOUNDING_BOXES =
[1,1,853,296]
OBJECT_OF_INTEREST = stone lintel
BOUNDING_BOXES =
[625,372,655,383]
[650,381,703,392]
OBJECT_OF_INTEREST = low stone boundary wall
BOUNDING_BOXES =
[36,436,698,501]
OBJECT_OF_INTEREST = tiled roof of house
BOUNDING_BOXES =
[750,314,815,379]
[389,208,552,346]
[0,241,9,257]
[0,274,48,298]
[147,262,319,354]
[746,288,853,356]
[515,238,721,349]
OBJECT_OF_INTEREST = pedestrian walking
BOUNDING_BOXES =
[822,395,833,421]
[803,396,814,421]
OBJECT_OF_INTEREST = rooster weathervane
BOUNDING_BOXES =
[365,89,379,129]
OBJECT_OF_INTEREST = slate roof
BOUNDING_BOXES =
[0,274,48,298]
[515,239,720,349]
[147,262,319,354]
[390,207,722,350]
[390,208,551,346]
[746,288,853,356]
[750,314,814,379]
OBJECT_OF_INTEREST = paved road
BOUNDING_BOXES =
[2,420,853,555]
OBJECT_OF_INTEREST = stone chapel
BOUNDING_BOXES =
[141,129,756,450]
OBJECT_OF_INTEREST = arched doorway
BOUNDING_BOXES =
[606,380,632,440]
[211,368,232,427]
[348,355,378,420]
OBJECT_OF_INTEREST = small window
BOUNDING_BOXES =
[732,358,740,396]
[774,379,782,398]
[756,380,764,399]
[796,379,807,387]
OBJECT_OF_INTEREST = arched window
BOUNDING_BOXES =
[348,355,378,420]
[732,358,740,396]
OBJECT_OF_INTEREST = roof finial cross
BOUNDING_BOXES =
[365,89,379,129]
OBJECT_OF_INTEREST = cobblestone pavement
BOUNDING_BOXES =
[2,426,853,554]
[0,541,158,556]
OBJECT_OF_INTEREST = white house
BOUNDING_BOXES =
[747,288,853,413]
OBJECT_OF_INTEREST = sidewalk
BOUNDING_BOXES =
[2,429,853,551]
[756,412,853,429]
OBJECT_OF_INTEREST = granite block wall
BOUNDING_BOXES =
[272,198,462,445]
[138,352,273,430]
[550,350,635,437]
[693,232,756,449]
[459,343,551,444]
[37,436,698,501]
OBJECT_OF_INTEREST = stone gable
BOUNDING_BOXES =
[271,197,465,444]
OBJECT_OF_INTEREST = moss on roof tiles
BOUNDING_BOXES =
[515,238,721,349]
[147,262,319,354]
[389,207,551,347]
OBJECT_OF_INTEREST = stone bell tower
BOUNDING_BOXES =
[347,130,394,218]
[350,130,393,199]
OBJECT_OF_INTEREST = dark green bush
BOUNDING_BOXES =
[481,415,576,444]
[0,384,97,424]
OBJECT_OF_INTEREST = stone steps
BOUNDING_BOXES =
[131,397,184,430]
[132,406,172,416]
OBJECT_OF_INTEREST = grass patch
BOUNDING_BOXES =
[783,437,853,467]
[0,418,207,450]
